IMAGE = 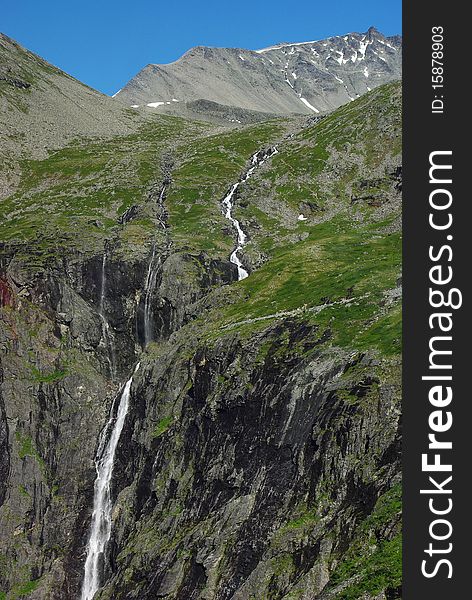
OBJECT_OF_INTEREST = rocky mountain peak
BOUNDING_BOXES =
[114,28,401,121]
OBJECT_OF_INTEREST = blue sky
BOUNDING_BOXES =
[2,0,401,96]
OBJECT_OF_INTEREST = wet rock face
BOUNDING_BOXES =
[11,247,234,377]
[91,320,400,600]
[0,371,9,507]
[135,252,235,346]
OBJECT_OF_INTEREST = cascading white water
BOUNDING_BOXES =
[222,147,278,281]
[140,179,169,346]
[143,247,159,345]
[222,183,249,280]
[80,363,140,600]
[99,254,117,379]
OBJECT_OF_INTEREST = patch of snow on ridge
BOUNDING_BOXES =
[358,39,370,59]
[363,67,369,77]
[374,51,388,63]
[299,97,319,113]
[298,214,307,221]
[131,105,140,108]
[146,100,177,107]
[378,38,396,50]
[111,89,122,98]
[255,39,318,53]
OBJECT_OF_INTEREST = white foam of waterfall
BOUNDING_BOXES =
[221,147,278,281]
[222,183,248,280]
[99,254,117,379]
[143,247,159,345]
[80,363,140,600]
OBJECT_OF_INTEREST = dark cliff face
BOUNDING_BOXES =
[0,247,236,598]
[0,365,9,507]
[94,321,400,600]
[0,243,401,599]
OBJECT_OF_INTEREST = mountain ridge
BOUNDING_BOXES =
[115,27,401,119]
[0,82,402,599]
[0,32,155,199]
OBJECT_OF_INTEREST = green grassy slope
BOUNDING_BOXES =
[185,82,402,359]
[1,81,401,356]
[0,117,212,261]
[0,118,299,266]
[165,119,291,252]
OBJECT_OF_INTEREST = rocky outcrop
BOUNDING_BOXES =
[0,74,31,89]
[0,276,14,308]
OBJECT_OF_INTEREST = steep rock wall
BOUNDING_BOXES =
[93,319,401,599]
[0,245,235,598]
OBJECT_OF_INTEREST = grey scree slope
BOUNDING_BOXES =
[115,27,401,117]
[0,33,144,159]
[0,32,152,199]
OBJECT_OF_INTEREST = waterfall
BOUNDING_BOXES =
[158,184,166,203]
[99,254,117,379]
[222,147,278,281]
[80,363,140,600]
[139,178,169,346]
[142,247,159,346]
[222,184,249,280]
